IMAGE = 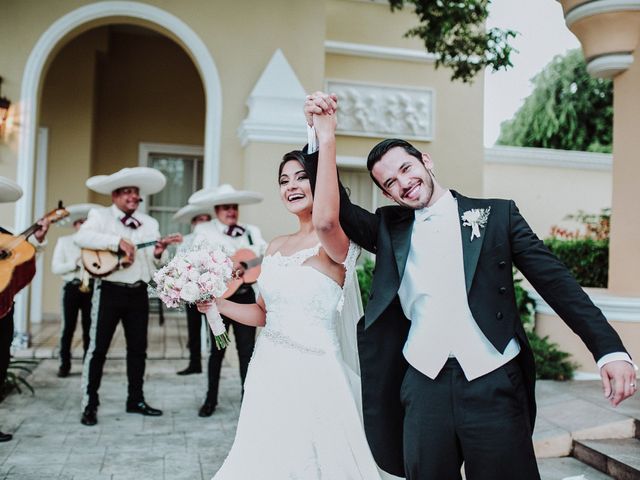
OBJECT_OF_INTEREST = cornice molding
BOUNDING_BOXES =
[325,40,436,64]
[484,146,612,171]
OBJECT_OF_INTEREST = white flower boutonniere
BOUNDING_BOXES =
[461,207,491,241]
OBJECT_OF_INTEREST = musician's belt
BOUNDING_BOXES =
[66,278,94,288]
[101,280,147,289]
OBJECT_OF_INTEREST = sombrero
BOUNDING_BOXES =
[57,203,103,226]
[172,204,214,224]
[188,184,263,206]
[86,167,166,196]
[0,176,23,203]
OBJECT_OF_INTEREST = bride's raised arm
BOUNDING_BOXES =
[312,112,350,264]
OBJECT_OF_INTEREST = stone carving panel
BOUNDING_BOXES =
[326,80,434,141]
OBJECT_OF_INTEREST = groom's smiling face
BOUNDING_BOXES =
[371,147,434,210]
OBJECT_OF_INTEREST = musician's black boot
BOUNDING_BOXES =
[177,363,202,375]
[0,431,13,442]
[57,363,71,378]
[198,398,216,417]
[80,406,98,426]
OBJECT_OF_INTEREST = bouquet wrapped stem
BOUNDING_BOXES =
[204,302,231,350]
[153,237,234,350]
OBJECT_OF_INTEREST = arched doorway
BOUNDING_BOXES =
[13,2,222,345]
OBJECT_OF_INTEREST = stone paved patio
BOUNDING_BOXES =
[1,317,638,479]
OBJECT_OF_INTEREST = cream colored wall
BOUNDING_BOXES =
[2,0,486,321]
[38,29,108,318]
[38,26,207,317]
[484,162,612,239]
[326,0,485,197]
[89,29,206,204]
[609,42,640,295]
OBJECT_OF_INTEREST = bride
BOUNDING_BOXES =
[199,112,395,479]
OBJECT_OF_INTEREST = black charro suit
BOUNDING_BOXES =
[338,187,627,477]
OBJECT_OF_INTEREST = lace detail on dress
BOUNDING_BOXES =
[266,243,321,267]
[336,241,361,313]
[261,328,326,355]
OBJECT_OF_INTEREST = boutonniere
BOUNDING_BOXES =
[461,207,491,241]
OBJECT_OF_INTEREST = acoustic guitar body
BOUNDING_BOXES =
[0,234,37,317]
[0,233,36,293]
[222,248,262,299]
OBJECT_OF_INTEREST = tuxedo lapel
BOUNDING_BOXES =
[453,191,488,294]
[389,208,415,281]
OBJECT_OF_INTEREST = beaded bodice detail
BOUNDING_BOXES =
[258,242,359,354]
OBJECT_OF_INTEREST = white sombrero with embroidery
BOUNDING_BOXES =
[188,184,263,206]
[0,176,23,204]
[57,203,103,226]
[86,167,166,196]
[172,204,214,224]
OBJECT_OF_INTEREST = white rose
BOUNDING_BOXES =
[180,282,201,303]
[188,269,201,282]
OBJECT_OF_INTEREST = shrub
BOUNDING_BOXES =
[544,238,608,288]
[356,258,375,310]
[0,359,38,402]
[546,208,610,288]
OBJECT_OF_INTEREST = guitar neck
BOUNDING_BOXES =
[244,257,262,269]
[136,241,159,249]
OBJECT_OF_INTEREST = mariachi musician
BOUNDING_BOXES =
[75,167,181,426]
[188,184,266,417]
[52,203,101,378]
[0,176,51,442]
[172,204,212,377]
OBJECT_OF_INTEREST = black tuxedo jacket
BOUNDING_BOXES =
[339,188,627,477]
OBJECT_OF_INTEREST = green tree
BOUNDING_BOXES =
[497,49,613,152]
[387,0,517,83]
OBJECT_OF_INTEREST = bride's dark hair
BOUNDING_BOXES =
[278,148,319,194]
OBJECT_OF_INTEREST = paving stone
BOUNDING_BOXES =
[539,398,636,440]
[538,457,614,480]
[575,438,640,479]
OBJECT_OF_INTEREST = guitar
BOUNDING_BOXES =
[81,233,182,277]
[222,248,263,299]
[0,202,70,317]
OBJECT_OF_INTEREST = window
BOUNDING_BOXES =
[139,143,204,235]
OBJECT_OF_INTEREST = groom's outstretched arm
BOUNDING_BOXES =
[338,184,380,254]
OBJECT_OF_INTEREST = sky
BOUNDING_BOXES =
[484,0,580,146]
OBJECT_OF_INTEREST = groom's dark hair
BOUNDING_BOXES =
[366,138,423,190]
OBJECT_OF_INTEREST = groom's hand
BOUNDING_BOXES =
[600,360,637,406]
[305,92,337,126]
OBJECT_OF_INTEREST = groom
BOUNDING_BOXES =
[305,93,637,480]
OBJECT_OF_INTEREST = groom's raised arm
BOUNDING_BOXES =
[305,91,381,254]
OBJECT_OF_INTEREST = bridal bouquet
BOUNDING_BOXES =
[153,239,234,349]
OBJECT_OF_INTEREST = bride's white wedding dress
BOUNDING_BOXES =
[212,243,383,479]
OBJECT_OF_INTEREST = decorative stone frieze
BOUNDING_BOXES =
[326,80,434,141]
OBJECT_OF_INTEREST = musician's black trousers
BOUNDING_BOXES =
[59,281,93,368]
[0,307,14,387]
[185,303,203,366]
[402,358,540,480]
[206,288,256,404]
[83,281,149,409]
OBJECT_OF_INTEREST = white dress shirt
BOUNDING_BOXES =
[192,219,267,257]
[74,205,165,284]
[51,233,82,282]
[399,191,519,380]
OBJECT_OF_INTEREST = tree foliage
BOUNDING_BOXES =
[387,0,517,83]
[497,49,613,152]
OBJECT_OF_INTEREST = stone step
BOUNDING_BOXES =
[538,457,614,480]
[572,438,640,480]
